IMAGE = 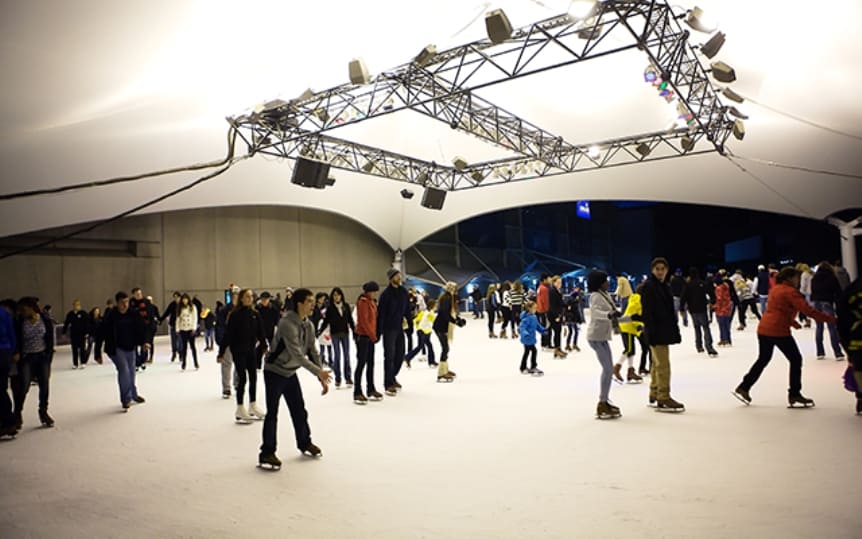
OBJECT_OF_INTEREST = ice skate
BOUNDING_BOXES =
[393,381,402,391]
[707,349,719,358]
[638,367,650,377]
[656,397,685,413]
[732,386,751,405]
[489,332,497,339]
[248,402,265,420]
[612,363,624,384]
[648,395,657,407]
[258,453,281,471]
[572,344,580,352]
[222,390,231,399]
[132,395,146,404]
[235,404,253,424]
[302,443,323,458]
[596,401,621,420]
[553,348,567,359]
[385,386,398,397]
[38,410,54,428]
[0,425,17,439]
[787,394,815,408]
[354,393,368,405]
[529,367,544,377]
[565,345,572,352]
[335,380,342,389]
[626,367,643,384]
[520,368,530,375]
[368,390,384,401]
[437,362,455,383]
[345,380,354,388]
[122,401,131,412]
[856,397,862,415]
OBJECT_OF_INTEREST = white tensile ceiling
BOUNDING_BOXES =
[1,0,861,248]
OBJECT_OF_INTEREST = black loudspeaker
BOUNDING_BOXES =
[291,157,331,188]
[421,187,446,210]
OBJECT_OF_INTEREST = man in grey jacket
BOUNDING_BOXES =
[259,288,331,470]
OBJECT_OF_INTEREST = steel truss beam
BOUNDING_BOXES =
[230,0,735,191]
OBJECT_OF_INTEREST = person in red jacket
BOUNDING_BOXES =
[733,267,836,408]
[353,281,382,405]
[536,273,551,349]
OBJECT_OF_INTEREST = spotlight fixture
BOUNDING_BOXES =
[568,0,599,21]
[636,143,652,157]
[416,172,430,186]
[452,156,468,171]
[361,160,376,173]
[719,87,744,103]
[684,7,716,33]
[577,18,603,40]
[700,31,726,59]
[732,120,745,141]
[413,45,437,67]
[471,171,485,183]
[421,187,447,210]
[400,189,414,199]
[485,9,512,45]
[349,58,371,85]
[681,136,695,152]
[710,61,736,83]
[587,145,601,159]
[291,157,332,189]
[727,106,748,120]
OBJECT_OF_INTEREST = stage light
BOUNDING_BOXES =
[587,145,601,158]
[681,136,695,152]
[569,1,599,21]
[700,31,726,59]
[361,160,376,173]
[400,189,414,199]
[732,120,745,141]
[349,58,371,85]
[720,87,744,103]
[452,156,468,171]
[413,45,437,67]
[577,17,603,39]
[710,61,736,83]
[421,187,447,210]
[416,172,430,186]
[471,171,485,183]
[727,106,748,120]
[485,9,512,44]
[684,7,717,33]
[636,143,652,157]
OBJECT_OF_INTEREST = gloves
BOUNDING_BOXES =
[607,311,621,320]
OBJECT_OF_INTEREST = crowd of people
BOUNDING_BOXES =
[0,258,859,470]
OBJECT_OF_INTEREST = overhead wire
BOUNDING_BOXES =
[735,91,862,143]
[723,150,814,219]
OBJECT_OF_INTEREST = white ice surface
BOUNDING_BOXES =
[2,315,861,539]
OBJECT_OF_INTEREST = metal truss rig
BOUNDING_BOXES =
[229,0,736,192]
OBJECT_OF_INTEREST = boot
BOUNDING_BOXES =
[565,345,572,352]
[612,363,624,384]
[302,443,322,458]
[572,344,580,352]
[626,367,643,384]
[39,409,55,428]
[248,402,265,420]
[856,397,862,415]
[489,332,498,339]
[788,393,815,408]
[258,453,281,470]
[368,390,384,401]
[353,393,368,405]
[235,404,253,424]
[437,361,454,382]
[553,348,567,359]
[656,397,685,412]
[732,386,751,405]
[596,401,621,419]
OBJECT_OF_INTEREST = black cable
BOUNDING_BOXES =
[726,153,862,180]
[0,128,239,201]
[724,152,814,218]
[0,156,245,260]
[737,92,862,142]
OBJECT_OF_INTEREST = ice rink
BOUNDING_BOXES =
[2,315,860,538]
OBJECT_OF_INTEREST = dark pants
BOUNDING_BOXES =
[354,335,376,395]
[500,307,513,331]
[638,331,651,372]
[621,332,637,357]
[71,336,86,366]
[537,313,549,347]
[382,329,405,388]
[204,328,215,349]
[511,305,522,332]
[738,298,761,326]
[435,329,450,362]
[850,351,862,398]
[260,370,311,457]
[691,311,715,352]
[405,329,414,356]
[169,325,179,355]
[740,335,804,396]
[406,331,435,364]
[487,309,497,333]
[566,322,579,347]
[93,335,104,363]
[521,345,537,370]
[813,301,843,357]
[549,317,562,349]
[233,348,257,405]
[0,349,13,429]
[179,330,198,369]
[17,351,51,419]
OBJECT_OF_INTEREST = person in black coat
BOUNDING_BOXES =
[87,307,105,365]
[377,268,410,395]
[159,292,181,362]
[639,258,684,412]
[836,277,862,414]
[810,262,845,359]
[679,267,718,356]
[317,287,356,388]
[62,299,89,368]
[432,281,465,382]
[255,292,281,370]
[564,292,583,352]
[102,291,148,411]
[218,289,268,422]
[548,276,567,358]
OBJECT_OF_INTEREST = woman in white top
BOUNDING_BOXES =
[586,271,623,420]
[176,293,199,370]
[796,263,814,328]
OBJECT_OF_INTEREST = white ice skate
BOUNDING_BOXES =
[248,402,266,420]
[235,404,253,424]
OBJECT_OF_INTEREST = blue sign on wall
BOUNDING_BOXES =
[576,200,591,220]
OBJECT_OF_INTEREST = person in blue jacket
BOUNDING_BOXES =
[519,300,546,376]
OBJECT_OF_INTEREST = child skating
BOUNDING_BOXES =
[519,301,545,376]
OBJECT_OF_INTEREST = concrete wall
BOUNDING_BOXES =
[0,206,394,314]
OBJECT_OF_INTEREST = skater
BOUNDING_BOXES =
[159,292,182,362]
[215,294,236,399]
[201,306,216,351]
[129,288,155,368]
[616,273,633,313]
[836,277,862,414]
[354,281,382,404]
[518,300,545,376]
[176,293,199,370]
[679,267,719,357]
[102,291,148,412]
[509,281,526,335]
[549,276,567,359]
[640,258,685,412]
[311,292,331,367]
[536,274,551,350]
[499,281,514,339]
[378,268,410,396]
[810,262,845,360]
[433,281,465,382]
[13,297,55,428]
[615,287,644,384]
[734,273,761,330]
[733,267,836,408]
[586,271,622,419]
[406,299,436,366]
[714,272,734,346]
[0,299,17,438]
[62,299,89,369]
[256,292,281,373]
[88,307,105,364]
[486,284,500,339]
[317,287,355,389]
[563,292,582,352]
[258,288,332,470]
[218,288,268,423]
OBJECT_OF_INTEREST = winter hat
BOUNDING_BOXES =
[586,270,608,293]
[363,281,380,293]
[259,291,271,299]
[757,264,765,271]
[386,268,401,281]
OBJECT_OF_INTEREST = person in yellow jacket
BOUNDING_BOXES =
[405,299,437,367]
[614,291,645,384]
[616,274,634,312]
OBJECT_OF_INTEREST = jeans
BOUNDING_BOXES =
[382,329,405,388]
[406,332,435,364]
[110,348,138,405]
[588,340,613,402]
[520,345,537,370]
[331,334,352,384]
[740,335,804,396]
[354,335,377,395]
[0,349,13,428]
[649,345,672,400]
[813,301,843,357]
[260,370,311,457]
[566,323,579,347]
[179,330,198,369]
[690,312,715,352]
[233,348,257,405]
[759,296,768,314]
[717,315,732,344]
[205,327,215,349]
[472,300,483,318]
[511,305,522,332]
